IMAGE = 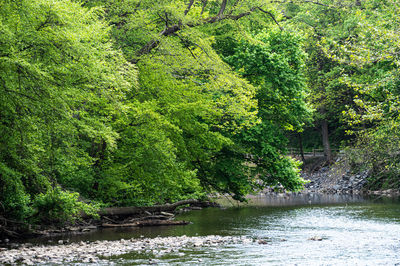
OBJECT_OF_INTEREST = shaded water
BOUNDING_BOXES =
[30,194,400,265]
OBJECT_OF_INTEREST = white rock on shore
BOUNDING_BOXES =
[0,235,253,265]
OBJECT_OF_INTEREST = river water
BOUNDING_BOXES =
[19,194,400,265]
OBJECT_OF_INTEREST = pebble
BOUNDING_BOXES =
[309,236,323,241]
[0,235,252,265]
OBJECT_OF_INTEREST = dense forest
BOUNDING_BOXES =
[1,0,399,226]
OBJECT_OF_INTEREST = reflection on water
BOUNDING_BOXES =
[27,195,400,265]
[218,193,368,207]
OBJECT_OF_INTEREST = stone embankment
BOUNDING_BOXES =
[300,164,400,197]
[301,167,369,195]
[0,235,254,265]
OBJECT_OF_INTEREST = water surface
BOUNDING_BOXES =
[31,194,400,265]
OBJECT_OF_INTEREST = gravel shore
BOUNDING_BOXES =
[0,235,254,265]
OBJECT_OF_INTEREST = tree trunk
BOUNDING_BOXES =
[101,220,189,228]
[298,132,305,163]
[98,199,216,217]
[321,119,332,162]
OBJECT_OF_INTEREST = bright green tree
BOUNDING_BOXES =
[89,0,310,201]
[0,0,136,221]
[279,0,400,188]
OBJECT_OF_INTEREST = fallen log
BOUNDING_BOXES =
[99,199,200,217]
[101,220,190,228]
[137,219,190,227]
[124,215,173,223]
[137,215,172,221]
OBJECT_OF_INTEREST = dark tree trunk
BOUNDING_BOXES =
[321,119,332,162]
[298,132,305,163]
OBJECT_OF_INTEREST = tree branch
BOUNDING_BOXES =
[257,7,283,30]
[184,0,196,15]
[228,0,242,15]
[302,0,332,7]
[136,5,283,57]
[218,0,228,17]
[272,0,337,9]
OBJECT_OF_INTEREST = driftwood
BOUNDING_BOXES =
[136,215,172,221]
[101,220,189,228]
[0,200,217,239]
[0,216,24,238]
[99,199,200,217]
[0,225,21,238]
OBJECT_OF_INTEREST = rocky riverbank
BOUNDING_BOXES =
[300,162,400,197]
[0,200,217,241]
[301,167,369,195]
[0,235,254,265]
[259,157,400,197]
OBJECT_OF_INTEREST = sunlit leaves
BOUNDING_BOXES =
[0,0,136,220]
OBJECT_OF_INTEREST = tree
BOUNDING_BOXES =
[0,0,136,221]
[277,0,362,161]
[335,0,400,189]
[1,0,315,225]
[220,29,311,197]
[279,0,400,188]
[88,0,310,200]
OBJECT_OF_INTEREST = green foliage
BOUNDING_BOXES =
[343,120,400,190]
[225,29,310,130]
[0,163,32,220]
[1,0,317,225]
[281,0,400,189]
[32,186,99,224]
[333,0,400,189]
[100,102,204,206]
[0,0,135,221]
[90,0,266,202]
[212,29,310,197]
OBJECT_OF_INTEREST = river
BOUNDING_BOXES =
[4,194,400,265]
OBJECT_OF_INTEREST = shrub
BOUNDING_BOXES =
[32,186,99,224]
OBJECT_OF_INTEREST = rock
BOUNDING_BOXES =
[309,236,323,241]
[383,189,395,194]
[58,240,64,245]
[23,259,34,265]
[149,259,159,264]
[258,239,268,245]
